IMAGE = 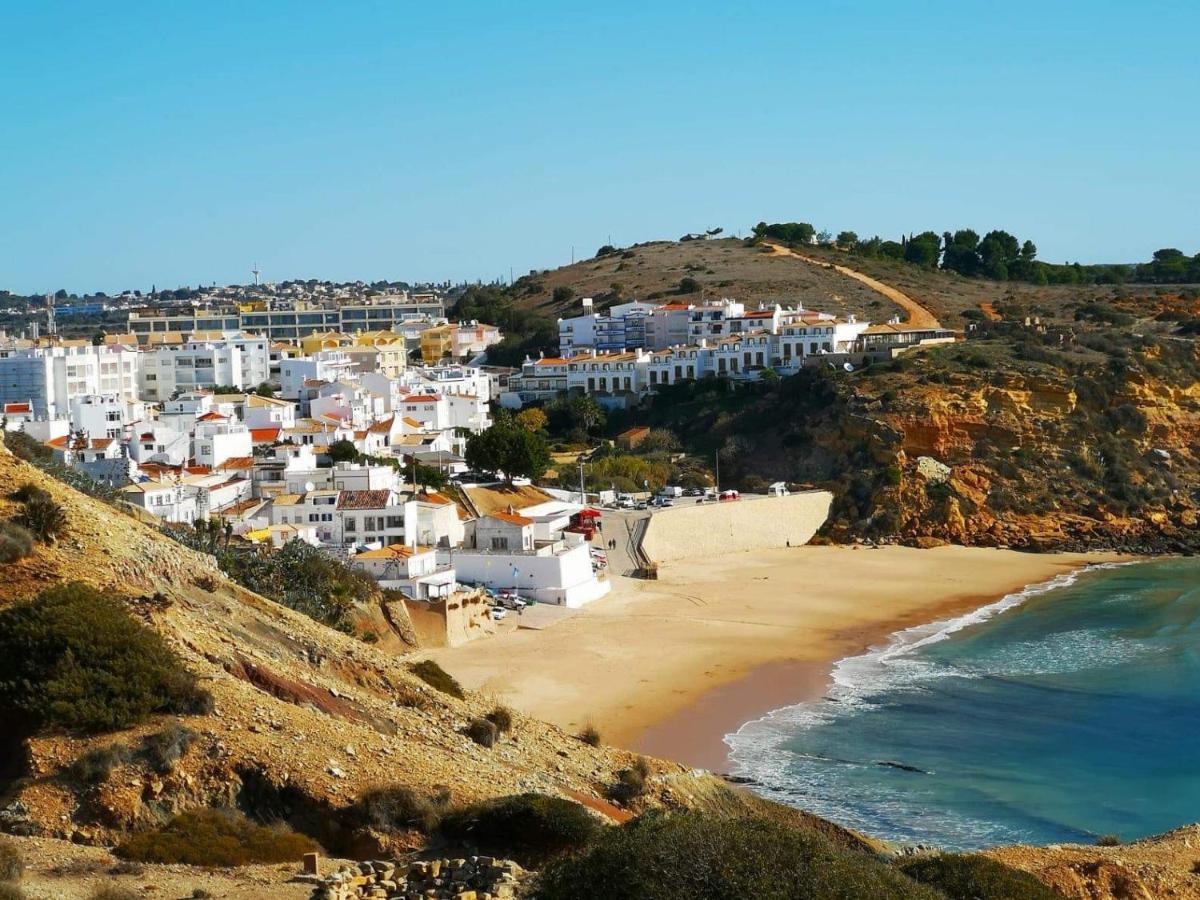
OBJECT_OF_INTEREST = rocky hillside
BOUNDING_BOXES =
[0,433,767,857]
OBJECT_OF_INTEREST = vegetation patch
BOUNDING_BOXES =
[440,793,601,867]
[576,725,601,747]
[606,758,650,806]
[0,522,34,564]
[897,853,1068,899]
[533,812,941,900]
[115,808,318,866]
[0,582,211,735]
[351,784,451,834]
[408,660,464,699]
[0,838,23,880]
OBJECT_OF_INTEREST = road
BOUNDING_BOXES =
[763,241,941,329]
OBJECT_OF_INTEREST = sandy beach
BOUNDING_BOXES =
[427,545,1125,770]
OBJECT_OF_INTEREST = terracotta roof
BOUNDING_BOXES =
[353,543,434,560]
[272,493,303,505]
[618,426,650,438]
[3,402,31,414]
[90,438,114,450]
[337,489,393,510]
[489,511,533,527]
[353,430,368,440]
[45,436,70,448]
[402,395,440,403]
[418,492,452,506]
[533,357,568,366]
[368,417,395,434]
[249,426,282,443]
[196,411,228,422]
[216,456,254,470]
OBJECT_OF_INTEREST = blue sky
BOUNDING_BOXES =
[2,1,1197,294]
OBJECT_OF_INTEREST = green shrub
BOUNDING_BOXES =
[1096,833,1121,846]
[607,758,650,805]
[0,885,25,900]
[440,794,601,867]
[576,725,601,747]
[0,522,34,564]
[485,705,513,734]
[17,494,66,543]
[466,717,498,748]
[408,660,464,699]
[352,784,451,834]
[898,853,1067,899]
[0,839,22,880]
[71,744,133,784]
[115,808,318,867]
[142,724,198,773]
[0,582,212,734]
[533,812,941,900]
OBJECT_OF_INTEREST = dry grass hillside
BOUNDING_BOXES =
[511,237,908,323]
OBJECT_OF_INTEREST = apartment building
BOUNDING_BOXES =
[0,344,141,418]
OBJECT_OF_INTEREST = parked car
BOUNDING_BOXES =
[685,488,704,497]
[489,606,509,621]
[635,501,648,510]
[499,594,528,610]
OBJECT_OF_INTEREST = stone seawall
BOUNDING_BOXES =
[640,491,832,565]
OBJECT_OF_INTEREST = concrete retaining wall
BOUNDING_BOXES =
[640,491,832,565]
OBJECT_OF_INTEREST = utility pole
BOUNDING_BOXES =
[578,460,586,504]
[715,450,720,494]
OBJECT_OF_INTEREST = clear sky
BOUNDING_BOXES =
[2,1,1197,294]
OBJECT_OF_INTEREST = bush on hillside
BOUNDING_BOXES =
[485,705,513,734]
[0,582,211,734]
[9,483,48,504]
[576,725,601,747]
[71,744,133,784]
[115,808,318,866]
[89,888,139,900]
[440,793,601,867]
[466,716,498,748]
[16,494,66,543]
[1096,834,1121,846]
[0,522,34,564]
[898,853,1068,899]
[352,784,452,834]
[606,758,650,805]
[0,886,25,900]
[407,660,464,699]
[0,838,23,880]
[533,812,942,900]
[142,724,198,773]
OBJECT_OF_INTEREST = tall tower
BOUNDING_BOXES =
[252,263,261,287]
[44,294,57,336]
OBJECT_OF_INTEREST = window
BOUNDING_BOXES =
[344,519,356,532]
[491,536,509,550]
[386,515,403,528]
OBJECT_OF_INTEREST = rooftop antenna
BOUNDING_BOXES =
[44,294,57,337]
[252,263,261,287]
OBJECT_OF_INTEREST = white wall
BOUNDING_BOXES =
[441,541,608,608]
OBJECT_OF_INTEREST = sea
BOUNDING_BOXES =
[725,558,1200,849]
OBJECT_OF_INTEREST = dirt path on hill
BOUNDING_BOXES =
[763,241,941,328]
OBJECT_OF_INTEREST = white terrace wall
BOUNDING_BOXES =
[640,490,832,565]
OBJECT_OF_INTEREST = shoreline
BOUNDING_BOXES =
[427,546,1128,770]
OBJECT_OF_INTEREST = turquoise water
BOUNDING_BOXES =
[726,559,1200,849]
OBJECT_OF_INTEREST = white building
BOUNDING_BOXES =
[139,338,270,401]
[351,544,456,600]
[0,344,140,419]
[68,394,147,442]
[279,351,356,400]
[119,479,199,524]
[192,412,252,469]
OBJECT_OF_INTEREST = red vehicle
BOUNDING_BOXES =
[718,490,740,502]
[565,508,603,540]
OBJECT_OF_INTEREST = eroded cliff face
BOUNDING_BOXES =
[822,367,1200,552]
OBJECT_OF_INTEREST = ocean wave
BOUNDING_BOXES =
[724,562,1130,790]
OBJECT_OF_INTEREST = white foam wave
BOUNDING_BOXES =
[724,562,1131,783]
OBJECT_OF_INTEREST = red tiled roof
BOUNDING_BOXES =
[217,456,254,470]
[489,511,533,526]
[402,395,440,403]
[249,426,282,443]
[46,436,69,448]
[368,417,395,434]
[196,411,227,422]
[336,489,393,510]
[3,402,31,414]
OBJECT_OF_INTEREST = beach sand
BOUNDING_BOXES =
[427,545,1123,770]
